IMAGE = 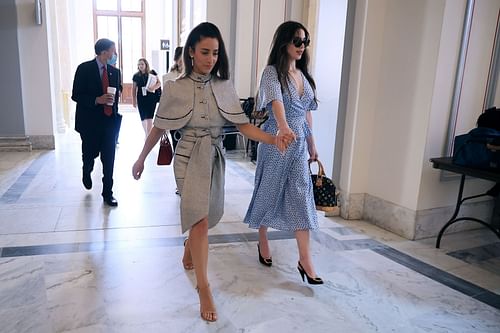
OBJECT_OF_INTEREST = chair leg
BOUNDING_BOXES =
[241,134,247,158]
[238,133,247,158]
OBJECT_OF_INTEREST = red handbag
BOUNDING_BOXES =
[157,133,173,165]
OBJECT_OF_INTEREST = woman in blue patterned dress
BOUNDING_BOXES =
[244,21,323,285]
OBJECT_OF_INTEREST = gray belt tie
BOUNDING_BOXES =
[178,128,224,233]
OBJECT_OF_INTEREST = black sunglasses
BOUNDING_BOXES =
[291,37,310,48]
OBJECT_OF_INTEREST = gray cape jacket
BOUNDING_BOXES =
[154,75,247,130]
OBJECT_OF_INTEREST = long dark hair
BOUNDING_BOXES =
[267,21,316,98]
[170,46,183,72]
[183,22,229,80]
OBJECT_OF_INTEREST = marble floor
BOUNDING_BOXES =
[0,110,499,332]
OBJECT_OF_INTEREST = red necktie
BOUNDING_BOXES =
[102,66,113,116]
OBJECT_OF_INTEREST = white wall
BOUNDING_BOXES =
[256,0,287,77]
[454,0,499,135]
[47,0,70,133]
[340,0,386,195]
[365,0,446,210]
[312,0,347,177]
[417,0,499,210]
[288,0,304,21]
[16,0,55,138]
[146,0,173,77]
[234,0,256,97]
[339,0,496,238]
[67,1,94,70]
[206,0,232,60]
[192,0,207,26]
[342,0,473,211]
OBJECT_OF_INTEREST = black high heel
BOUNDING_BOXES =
[257,243,272,267]
[297,261,323,285]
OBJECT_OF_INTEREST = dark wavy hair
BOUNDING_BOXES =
[170,46,184,72]
[267,21,316,100]
[183,22,229,80]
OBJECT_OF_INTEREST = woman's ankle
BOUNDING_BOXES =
[196,283,210,291]
[298,258,316,275]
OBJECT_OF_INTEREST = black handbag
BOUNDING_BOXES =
[309,159,337,211]
[154,87,162,103]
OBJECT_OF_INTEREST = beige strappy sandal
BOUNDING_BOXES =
[182,239,194,270]
[196,285,217,322]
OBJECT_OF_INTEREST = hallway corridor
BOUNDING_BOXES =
[0,110,499,332]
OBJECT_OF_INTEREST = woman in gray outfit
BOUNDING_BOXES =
[132,23,294,322]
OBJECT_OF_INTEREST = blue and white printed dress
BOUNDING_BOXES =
[244,65,319,231]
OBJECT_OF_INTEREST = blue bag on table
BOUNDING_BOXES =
[453,127,500,169]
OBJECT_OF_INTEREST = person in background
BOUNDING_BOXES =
[163,46,184,152]
[132,23,294,322]
[163,46,184,195]
[244,21,323,285]
[132,58,161,136]
[163,46,184,83]
[71,38,122,207]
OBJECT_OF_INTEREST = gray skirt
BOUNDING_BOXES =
[173,128,225,233]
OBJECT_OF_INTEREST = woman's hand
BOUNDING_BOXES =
[278,126,296,144]
[132,159,145,180]
[308,144,318,162]
[275,127,296,153]
[274,135,285,153]
[132,127,164,177]
[148,76,161,92]
[277,126,295,138]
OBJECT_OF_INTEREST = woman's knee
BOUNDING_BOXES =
[192,217,209,233]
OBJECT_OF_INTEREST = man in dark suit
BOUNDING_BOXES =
[72,38,122,206]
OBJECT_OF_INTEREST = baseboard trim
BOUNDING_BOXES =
[0,137,32,152]
[29,135,55,150]
[339,191,494,240]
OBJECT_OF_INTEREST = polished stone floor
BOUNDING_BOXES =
[0,110,499,332]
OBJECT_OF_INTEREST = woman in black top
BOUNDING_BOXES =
[132,58,161,136]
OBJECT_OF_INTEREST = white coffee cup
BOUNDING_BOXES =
[107,87,116,105]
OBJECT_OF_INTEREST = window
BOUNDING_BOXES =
[94,0,145,103]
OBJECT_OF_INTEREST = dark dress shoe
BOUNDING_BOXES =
[257,243,272,267]
[82,173,92,190]
[297,261,323,285]
[103,196,118,207]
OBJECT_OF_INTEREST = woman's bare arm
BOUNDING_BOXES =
[132,126,165,179]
